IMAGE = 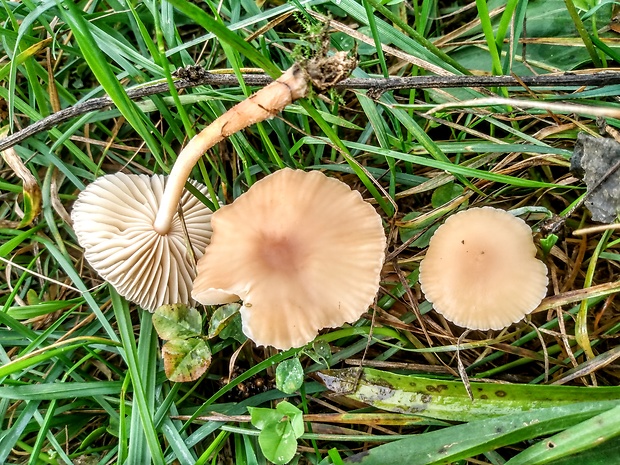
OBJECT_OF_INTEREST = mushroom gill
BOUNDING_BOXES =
[71,173,213,311]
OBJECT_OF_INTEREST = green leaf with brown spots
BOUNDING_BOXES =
[318,367,620,422]
[207,303,241,339]
[161,337,211,383]
[343,400,620,464]
[152,304,202,341]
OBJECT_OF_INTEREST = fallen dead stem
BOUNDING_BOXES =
[533,280,620,314]
[3,71,620,152]
[172,412,426,426]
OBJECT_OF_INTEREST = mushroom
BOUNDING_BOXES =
[191,168,387,350]
[71,66,309,311]
[71,55,359,312]
[419,206,548,330]
[71,173,213,311]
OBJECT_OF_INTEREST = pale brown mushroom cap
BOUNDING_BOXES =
[71,173,213,312]
[419,207,548,330]
[192,168,386,350]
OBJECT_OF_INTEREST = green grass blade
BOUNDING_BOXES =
[298,100,395,216]
[343,140,571,190]
[0,381,123,400]
[336,0,466,74]
[563,0,602,67]
[0,400,40,463]
[165,0,279,76]
[506,403,620,464]
[0,338,117,379]
[364,0,470,75]
[475,0,504,76]
[0,38,50,81]
[111,290,165,465]
[127,311,159,464]
[363,0,389,78]
[0,87,96,180]
[34,236,119,342]
[495,0,520,56]
[161,418,197,465]
[343,401,620,464]
[29,406,73,465]
[58,0,164,167]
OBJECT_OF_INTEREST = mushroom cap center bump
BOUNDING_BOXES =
[258,234,306,273]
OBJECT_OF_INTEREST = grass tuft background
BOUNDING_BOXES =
[3,0,620,463]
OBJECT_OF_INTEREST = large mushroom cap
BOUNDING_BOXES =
[71,173,213,311]
[419,206,548,330]
[192,168,386,350]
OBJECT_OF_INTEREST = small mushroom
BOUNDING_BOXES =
[419,206,548,330]
[71,173,213,311]
[192,168,386,350]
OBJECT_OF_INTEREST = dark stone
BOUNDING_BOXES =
[572,133,620,223]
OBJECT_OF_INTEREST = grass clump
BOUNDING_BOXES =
[2,0,620,464]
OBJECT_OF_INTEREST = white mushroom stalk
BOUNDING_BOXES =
[153,65,308,235]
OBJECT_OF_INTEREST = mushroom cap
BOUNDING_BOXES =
[419,206,548,330]
[71,173,213,312]
[192,168,386,350]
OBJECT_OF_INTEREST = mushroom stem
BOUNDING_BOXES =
[153,65,309,235]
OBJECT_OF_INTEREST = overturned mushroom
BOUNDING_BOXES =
[71,65,312,310]
[419,207,548,330]
[71,173,213,311]
[192,168,386,350]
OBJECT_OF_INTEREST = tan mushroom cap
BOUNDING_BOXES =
[419,207,548,330]
[192,168,386,350]
[72,173,213,312]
